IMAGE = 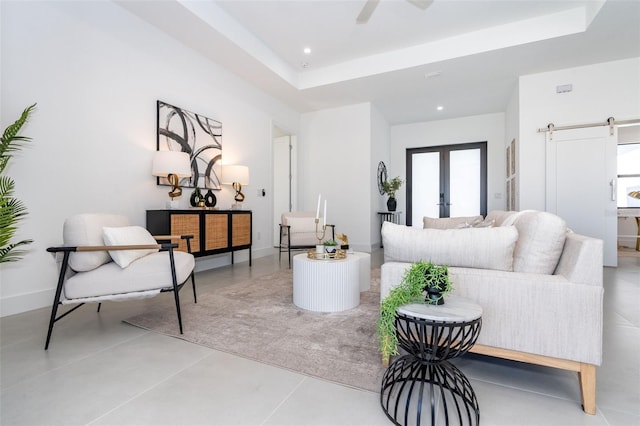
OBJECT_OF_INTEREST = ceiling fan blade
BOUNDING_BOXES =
[407,0,434,10]
[356,0,380,24]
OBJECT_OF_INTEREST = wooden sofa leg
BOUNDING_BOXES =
[579,363,597,415]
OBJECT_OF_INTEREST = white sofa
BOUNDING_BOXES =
[381,210,604,415]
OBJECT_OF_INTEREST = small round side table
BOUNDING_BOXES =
[380,297,483,426]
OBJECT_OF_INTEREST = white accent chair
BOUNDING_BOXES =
[44,214,196,350]
[279,212,335,268]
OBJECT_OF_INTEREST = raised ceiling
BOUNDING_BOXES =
[118,0,640,124]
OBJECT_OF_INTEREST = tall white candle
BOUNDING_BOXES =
[323,200,327,227]
[316,194,321,219]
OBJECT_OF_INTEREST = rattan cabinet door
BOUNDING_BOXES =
[205,213,228,251]
[170,213,201,254]
[232,213,251,247]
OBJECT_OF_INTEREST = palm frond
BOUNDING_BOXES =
[0,103,36,264]
[0,240,33,263]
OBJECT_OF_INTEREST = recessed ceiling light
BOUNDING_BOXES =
[425,71,442,79]
[303,47,311,55]
[437,106,444,111]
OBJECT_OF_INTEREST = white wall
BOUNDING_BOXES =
[0,0,299,316]
[299,103,373,251]
[370,105,390,248]
[389,113,506,224]
[518,57,640,210]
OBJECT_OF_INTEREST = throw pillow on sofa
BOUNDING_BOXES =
[382,222,518,271]
[423,215,484,229]
[510,211,567,274]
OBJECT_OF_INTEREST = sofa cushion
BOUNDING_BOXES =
[423,216,484,229]
[382,222,518,271]
[102,226,159,268]
[63,214,129,272]
[511,211,567,274]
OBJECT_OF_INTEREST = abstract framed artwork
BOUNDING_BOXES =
[156,100,222,190]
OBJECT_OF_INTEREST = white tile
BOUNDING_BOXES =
[92,350,305,426]
[264,377,389,426]
[0,333,212,425]
[471,380,610,426]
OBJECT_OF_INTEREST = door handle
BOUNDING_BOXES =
[610,179,616,201]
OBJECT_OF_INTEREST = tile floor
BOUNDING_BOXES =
[1,250,638,426]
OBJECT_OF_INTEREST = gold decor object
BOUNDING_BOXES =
[629,191,640,200]
[307,249,347,260]
[336,233,349,245]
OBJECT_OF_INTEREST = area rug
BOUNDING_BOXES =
[124,269,385,393]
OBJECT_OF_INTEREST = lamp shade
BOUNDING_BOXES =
[151,151,191,178]
[222,165,250,185]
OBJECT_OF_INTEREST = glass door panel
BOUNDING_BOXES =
[449,148,481,217]
[411,152,440,227]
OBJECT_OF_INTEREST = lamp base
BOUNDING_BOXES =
[165,199,181,209]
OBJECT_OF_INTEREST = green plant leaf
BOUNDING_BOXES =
[0,103,36,264]
[377,260,452,360]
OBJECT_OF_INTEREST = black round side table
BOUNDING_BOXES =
[380,298,483,426]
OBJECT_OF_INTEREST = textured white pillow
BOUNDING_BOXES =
[511,211,567,274]
[382,222,518,271]
[102,226,159,268]
[63,214,129,272]
[423,216,484,229]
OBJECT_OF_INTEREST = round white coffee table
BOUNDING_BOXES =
[292,252,369,312]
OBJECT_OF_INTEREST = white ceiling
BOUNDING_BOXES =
[118,0,640,125]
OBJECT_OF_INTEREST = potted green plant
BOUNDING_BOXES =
[0,104,36,264]
[381,176,404,211]
[323,239,338,254]
[378,260,452,363]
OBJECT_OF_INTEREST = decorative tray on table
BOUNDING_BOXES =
[307,249,347,260]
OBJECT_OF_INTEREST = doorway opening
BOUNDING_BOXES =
[272,125,298,246]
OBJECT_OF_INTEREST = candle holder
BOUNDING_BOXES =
[315,218,327,245]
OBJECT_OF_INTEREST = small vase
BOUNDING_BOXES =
[190,189,203,207]
[425,289,445,305]
[325,245,337,254]
[204,189,217,208]
[387,197,397,212]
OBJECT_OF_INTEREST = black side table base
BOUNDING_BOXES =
[381,356,479,426]
[380,312,482,426]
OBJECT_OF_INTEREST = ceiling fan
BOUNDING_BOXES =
[356,0,434,24]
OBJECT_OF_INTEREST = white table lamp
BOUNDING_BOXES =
[152,151,192,208]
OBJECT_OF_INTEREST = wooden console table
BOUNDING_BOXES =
[146,209,252,265]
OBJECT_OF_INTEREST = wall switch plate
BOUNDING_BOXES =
[556,84,573,93]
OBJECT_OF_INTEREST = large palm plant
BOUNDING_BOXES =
[0,104,36,263]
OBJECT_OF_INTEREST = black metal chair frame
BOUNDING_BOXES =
[278,223,335,268]
[44,235,196,350]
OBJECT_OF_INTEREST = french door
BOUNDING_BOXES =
[407,142,487,226]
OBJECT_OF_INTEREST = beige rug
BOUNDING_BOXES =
[124,269,385,392]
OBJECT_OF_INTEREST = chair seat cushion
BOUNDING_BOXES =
[63,251,195,300]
